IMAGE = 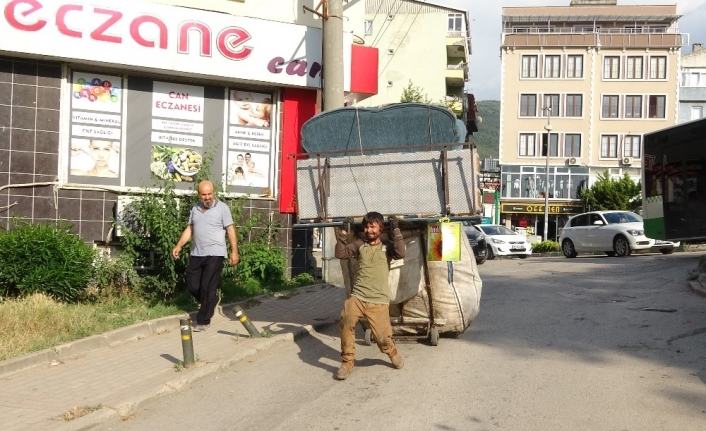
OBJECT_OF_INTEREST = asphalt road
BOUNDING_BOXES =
[105,252,706,431]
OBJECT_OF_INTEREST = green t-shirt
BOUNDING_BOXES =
[352,242,392,304]
[334,229,406,304]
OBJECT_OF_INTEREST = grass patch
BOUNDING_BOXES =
[0,275,319,362]
[0,293,187,361]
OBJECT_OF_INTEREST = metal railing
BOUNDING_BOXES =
[503,27,680,35]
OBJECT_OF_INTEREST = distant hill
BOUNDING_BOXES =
[471,100,500,159]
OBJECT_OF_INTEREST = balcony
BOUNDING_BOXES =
[502,27,686,49]
[445,95,463,115]
[446,31,468,58]
[445,63,467,87]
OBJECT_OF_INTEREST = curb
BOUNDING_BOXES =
[0,314,188,378]
[0,283,333,379]
[56,318,338,431]
[688,281,706,298]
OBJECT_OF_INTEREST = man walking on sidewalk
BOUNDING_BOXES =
[334,211,406,380]
[172,180,240,332]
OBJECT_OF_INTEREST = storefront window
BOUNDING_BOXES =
[501,165,588,200]
[66,70,277,196]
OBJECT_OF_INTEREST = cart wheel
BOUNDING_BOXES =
[364,329,373,346]
[430,327,440,346]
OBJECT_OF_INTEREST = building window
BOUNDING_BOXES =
[649,56,666,79]
[542,133,559,157]
[601,135,618,158]
[364,20,373,35]
[603,56,620,79]
[520,94,537,117]
[448,13,463,33]
[519,133,536,156]
[602,95,620,118]
[626,56,643,79]
[564,134,581,157]
[542,94,560,117]
[544,55,561,78]
[692,106,704,120]
[565,94,583,117]
[574,25,600,32]
[648,95,666,118]
[625,95,642,118]
[623,135,641,158]
[682,72,706,87]
[567,55,583,78]
[521,55,538,78]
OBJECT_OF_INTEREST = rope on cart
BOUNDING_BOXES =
[355,107,371,213]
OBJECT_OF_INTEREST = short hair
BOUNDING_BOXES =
[362,211,385,227]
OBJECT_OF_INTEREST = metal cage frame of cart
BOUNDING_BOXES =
[290,143,480,346]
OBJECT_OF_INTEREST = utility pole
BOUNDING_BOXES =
[315,0,345,111]
[303,1,344,110]
[542,105,552,242]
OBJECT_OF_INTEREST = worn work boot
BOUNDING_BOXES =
[390,352,404,369]
[336,364,353,380]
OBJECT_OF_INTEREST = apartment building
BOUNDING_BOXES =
[357,0,472,119]
[0,0,378,276]
[679,43,706,123]
[499,0,683,239]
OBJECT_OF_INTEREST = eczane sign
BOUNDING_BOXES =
[1,0,351,89]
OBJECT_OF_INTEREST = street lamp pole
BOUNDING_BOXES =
[543,105,552,241]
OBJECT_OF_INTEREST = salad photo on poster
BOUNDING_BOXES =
[150,145,203,183]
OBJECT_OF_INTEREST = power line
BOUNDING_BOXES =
[364,0,387,45]
[378,1,424,78]
[372,0,403,48]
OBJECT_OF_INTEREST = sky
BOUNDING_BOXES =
[441,0,706,100]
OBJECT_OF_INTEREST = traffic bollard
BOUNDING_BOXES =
[179,318,195,368]
[232,305,262,337]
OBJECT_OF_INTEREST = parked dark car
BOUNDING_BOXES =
[462,221,488,265]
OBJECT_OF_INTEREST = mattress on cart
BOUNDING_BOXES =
[300,103,465,154]
[296,149,476,220]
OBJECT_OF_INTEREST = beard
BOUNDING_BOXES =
[202,199,215,209]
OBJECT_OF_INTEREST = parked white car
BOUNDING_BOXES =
[474,224,532,259]
[559,210,653,258]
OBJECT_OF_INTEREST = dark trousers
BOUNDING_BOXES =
[186,256,224,325]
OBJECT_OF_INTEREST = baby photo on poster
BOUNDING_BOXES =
[230,91,273,128]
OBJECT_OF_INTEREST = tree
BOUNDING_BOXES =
[578,170,641,212]
[399,80,433,104]
[472,100,500,159]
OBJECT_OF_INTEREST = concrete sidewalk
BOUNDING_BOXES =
[0,283,345,431]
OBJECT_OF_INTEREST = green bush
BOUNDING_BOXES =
[119,182,195,300]
[0,221,96,302]
[288,272,315,288]
[531,240,560,253]
[86,252,144,300]
[227,242,286,286]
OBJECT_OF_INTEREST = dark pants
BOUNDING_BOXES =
[187,255,224,325]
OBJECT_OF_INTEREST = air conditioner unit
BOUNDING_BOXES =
[568,157,581,166]
[622,157,633,165]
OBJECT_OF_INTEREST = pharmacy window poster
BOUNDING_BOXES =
[226,90,275,192]
[68,72,123,183]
